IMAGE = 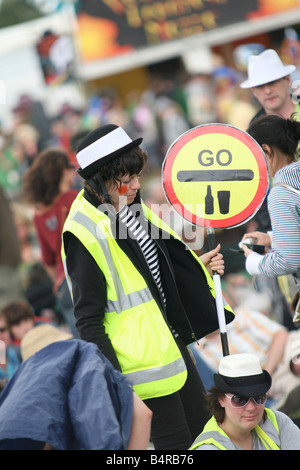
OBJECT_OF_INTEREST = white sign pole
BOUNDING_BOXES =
[207,227,230,356]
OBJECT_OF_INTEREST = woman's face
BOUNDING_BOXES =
[107,173,141,211]
[218,394,265,433]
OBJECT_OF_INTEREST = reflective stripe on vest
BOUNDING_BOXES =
[254,409,280,450]
[67,210,153,314]
[62,192,187,399]
[190,410,280,450]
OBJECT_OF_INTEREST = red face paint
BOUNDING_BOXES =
[117,184,128,196]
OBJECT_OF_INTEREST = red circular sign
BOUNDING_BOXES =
[162,124,269,229]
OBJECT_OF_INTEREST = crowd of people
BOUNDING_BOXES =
[0,42,300,450]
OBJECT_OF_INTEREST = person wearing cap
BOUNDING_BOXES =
[22,148,78,337]
[190,353,300,450]
[61,123,234,450]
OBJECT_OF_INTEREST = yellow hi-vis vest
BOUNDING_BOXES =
[62,190,190,400]
[189,409,280,450]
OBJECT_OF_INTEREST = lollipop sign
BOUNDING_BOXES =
[162,124,269,229]
[162,123,269,356]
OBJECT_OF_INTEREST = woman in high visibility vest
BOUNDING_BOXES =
[62,123,234,450]
[190,353,300,450]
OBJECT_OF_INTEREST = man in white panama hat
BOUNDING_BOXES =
[240,48,298,122]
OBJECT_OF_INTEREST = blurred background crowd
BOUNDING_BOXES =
[0,53,264,319]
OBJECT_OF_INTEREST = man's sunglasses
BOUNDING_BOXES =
[225,393,267,408]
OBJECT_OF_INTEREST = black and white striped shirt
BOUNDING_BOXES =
[246,162,300,290]
[118,205,167,307]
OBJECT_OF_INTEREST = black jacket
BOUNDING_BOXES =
[63,189,234,370]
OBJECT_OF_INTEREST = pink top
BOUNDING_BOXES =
[34,189,78,290]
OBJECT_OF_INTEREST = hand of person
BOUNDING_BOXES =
[241,231,271,248]
[200,244,224,276]
[241,244,253,258]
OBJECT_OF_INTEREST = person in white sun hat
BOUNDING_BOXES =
[239,50,299,234]
[240,48,298,121]
[190,353,300,450]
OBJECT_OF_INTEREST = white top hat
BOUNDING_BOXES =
[240,49,296,88]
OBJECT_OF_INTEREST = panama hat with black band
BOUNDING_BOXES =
[214,353,272,398]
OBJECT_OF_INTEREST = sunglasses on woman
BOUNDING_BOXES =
[225,393,267,408]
